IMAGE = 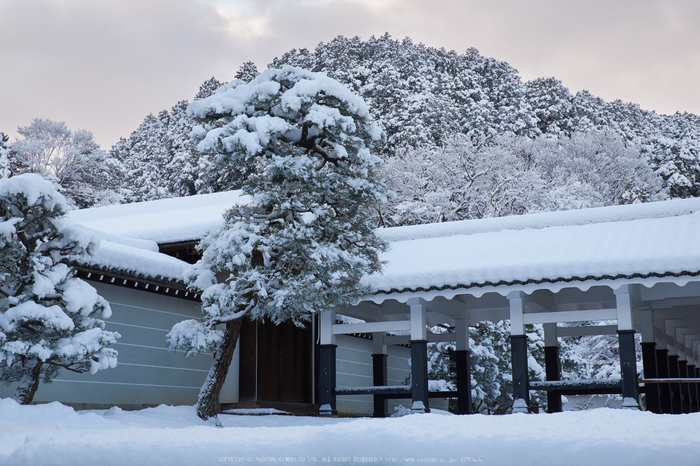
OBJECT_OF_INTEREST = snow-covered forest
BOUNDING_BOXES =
[2,34,699,413]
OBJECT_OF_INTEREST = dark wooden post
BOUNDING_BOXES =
[618,330,639,408]
[544,323,562,413]
[454,319,472,415]
[410,340,430,413]
[668,354,682,414]
[509,292,529,413]
[679,360,691,413]
[511,334,529,412]
[372,353,388,417]
[656,349,672,414]
[318,344,337,415]
[544,345,562,412]
[641,342,660,413]
[455,349,472,414]
[686,363,697,413]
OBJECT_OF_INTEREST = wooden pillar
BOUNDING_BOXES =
[685,363,697,413]
[679,360,691,413]
[641,342,661,413]
[640,309,660,413]
[656,349,672,414]
[409,299,429,413]
[454,318,472,414]
[668,354,682,414]
[543,323,562,413]
[372,332,388,418]
[509,291,529,413]
[618,330,639,408]
[615,286,639,409]
[318,310,337,416]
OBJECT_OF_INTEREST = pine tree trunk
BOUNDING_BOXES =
[13,359,43,405]
[197,317,244,421]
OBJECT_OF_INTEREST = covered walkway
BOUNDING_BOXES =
[318,198,700,415]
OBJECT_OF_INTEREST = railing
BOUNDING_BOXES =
[639,378,700,384]
[334,386,457,398]
[529,379,622,395]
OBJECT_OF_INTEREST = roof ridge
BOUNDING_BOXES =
[377,197,700,243]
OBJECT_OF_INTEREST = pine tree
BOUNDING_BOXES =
[0,174,120,404]
[167,66,388,422]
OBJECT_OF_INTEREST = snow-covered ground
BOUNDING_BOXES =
[1,399,699,466]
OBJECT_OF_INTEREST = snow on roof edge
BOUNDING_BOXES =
[76,239,190,286]
[368,269,700,297]
[363,272,700,305]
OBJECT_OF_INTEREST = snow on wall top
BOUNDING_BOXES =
[368,197,700,294]
[68,191,249,244]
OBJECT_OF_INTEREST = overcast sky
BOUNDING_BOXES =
[2,0,699,148]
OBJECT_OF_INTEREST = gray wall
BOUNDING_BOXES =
[0,281,239,409]
[1,280,448,415]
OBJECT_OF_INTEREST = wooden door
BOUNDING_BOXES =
[238,318,313,404]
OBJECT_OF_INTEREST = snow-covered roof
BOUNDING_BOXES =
[368,197,700,297]
[79,239,190,284]
[68,191,249,244]
[70,192,700,301]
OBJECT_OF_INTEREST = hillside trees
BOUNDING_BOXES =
[10,119,124,209]
[271,35,539,154]
[380,130,663,227]
[166,66,388,422]
[0,174,120,404]
[109,35,700,201]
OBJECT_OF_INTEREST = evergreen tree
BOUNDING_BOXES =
[0,174,120,404]
[164,101,201,197]
[525,77,576,136]
[117,112,171,202]
[234,61,260,83]
[194,77,224,101]
[0,132,11,179]
[647,112,700,198]
[167,66,388,422]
